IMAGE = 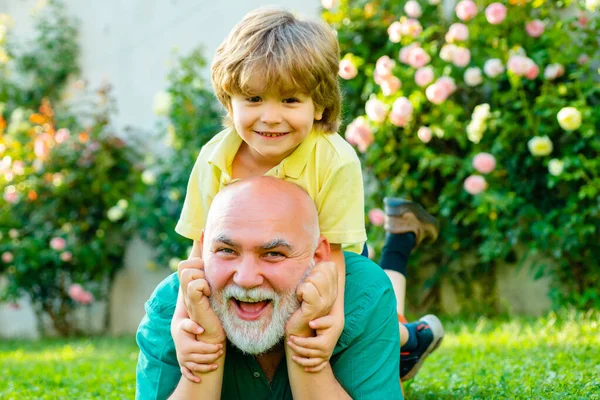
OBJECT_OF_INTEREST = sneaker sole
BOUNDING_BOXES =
[401,314,444,382]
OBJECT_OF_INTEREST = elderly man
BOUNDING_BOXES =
[136,177,401,399]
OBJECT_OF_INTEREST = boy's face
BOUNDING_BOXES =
[230,81,323,165]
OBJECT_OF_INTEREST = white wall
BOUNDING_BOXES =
[0,0,319,338]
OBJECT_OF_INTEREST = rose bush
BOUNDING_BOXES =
[0,2,143,335]
[323,0,599,311]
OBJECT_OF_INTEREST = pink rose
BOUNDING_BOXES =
[380,76,402,96]
[1,251,14,263]
[445,23,469,43]
[439,44,457,62]
[544,63,565,80]
[68,284,95,304]
[389,97,413,127]
[401,19,423,38]
[437,76,457,95]
[525,60,539,80]
[50,237,66,251]
[483,58,504,78]
[507,55,530,76]
[399,43,419,64]
[456,0,478,21]
[60,251,73,262]
[368,208,386,226]
[365,98,388,122]
[407,47,431,68]
[55,128,70,144]
[3,190,18,204]
[472,152,496,174]
[525,20,545,37]
[376,56,395,78]
[485,3,507,25]
[417,126,433,143]
[452,47,471,68]
[426,83,449,104]
[578,54,590,65]
[68,283,84,299]
[339,59,358,80]
[345,117,374,153]
[388,21,403,43]
[77,291,94,305]
[404,0,423,18]
[34,135,50,160]
[464,175,487,195]
[415,66,435,87]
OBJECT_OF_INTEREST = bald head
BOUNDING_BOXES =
[205,176,320,248]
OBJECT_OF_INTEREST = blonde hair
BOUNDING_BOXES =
[211,7,341,133]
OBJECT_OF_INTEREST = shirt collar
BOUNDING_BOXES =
[206,128,242,180]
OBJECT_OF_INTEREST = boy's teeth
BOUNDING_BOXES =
[259,132,285,137]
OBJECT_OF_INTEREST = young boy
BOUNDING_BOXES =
[172,6,443,385]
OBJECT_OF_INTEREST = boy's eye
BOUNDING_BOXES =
[283,97,300,104]
[246,96,262,103]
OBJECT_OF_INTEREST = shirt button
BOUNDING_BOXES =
[253,372,260,378]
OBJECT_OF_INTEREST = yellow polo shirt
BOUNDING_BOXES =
[175,128,366,253]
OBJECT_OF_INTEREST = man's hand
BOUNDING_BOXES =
[178,257,226,344]
[285,260,340,371]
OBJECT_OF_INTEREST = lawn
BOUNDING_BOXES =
[0,310,598,399]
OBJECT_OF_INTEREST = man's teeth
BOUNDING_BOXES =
[234,297,269,303]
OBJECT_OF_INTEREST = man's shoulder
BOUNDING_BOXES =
[145,272,180,316]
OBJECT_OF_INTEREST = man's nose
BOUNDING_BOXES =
[260,103,283,125]
[233,256,264,288]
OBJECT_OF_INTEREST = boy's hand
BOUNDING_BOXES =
[179,257,226,344]
[285,260,342,372]
[172,318,224,383]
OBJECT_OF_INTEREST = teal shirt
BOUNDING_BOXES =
[135,252,402,399]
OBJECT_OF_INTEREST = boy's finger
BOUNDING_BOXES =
[291,356,326,368]
[187,278,212,302]
[288,334,328,351]
[296,281,320,305]
[178,258,205,279]
[180,318,204,335]
[308,315,335,330]
[189,349,224,364]
[184,362,219,373]
[286,339,326,359]
[305,362,328,373]
[181,366,201,383]
[180,268,206,298]
[191,341,223,354]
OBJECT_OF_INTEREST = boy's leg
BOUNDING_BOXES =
[380,198,444,382]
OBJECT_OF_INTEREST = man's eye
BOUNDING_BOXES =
[264,251,285,259]
[217,248,236,255]
[283,97,299,104]
[246,96,261,103]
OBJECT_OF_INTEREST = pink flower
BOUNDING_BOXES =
[437,76,457,94]
[368,208,386,226]
[376,56,395,78]
[417,126,433,143]
[60,251,73,262]
[345,117,374,153]
[3,189,18,204]
[439,44,457,62]
[407,47,431,68]
[464,67,483,86]
[464,175,487,195]
[339,59,358,80]
[456,0,478,21]
[483,58,504,78]
[12,161,25,175]
[472,152,496,174]
[404,0,422,18]
[452,47,471,68]
[525,20,545,37]
[388,21,403,43]
[34,135,50,159]
[399,43,419,64]
[401,19,423,38]
[55,128,70,144]
[415,66,435,87]
[68,283,84,299]
[365,98,388,123]
[50,237,66,251]
[485,3,507,25]
[525,61,539,80]
[380,76,402,96]
[544,63,565,80]
[1,251,14,263]
[68,284,95,305]
[507,55,531,76]
[445,23,469,43]
[578,54,590,65]
[426,83,449,104]
[391,97,413,118]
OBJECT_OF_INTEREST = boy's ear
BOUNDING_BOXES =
[314,106,324,121]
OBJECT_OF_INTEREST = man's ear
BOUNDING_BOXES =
[312,236,331,263]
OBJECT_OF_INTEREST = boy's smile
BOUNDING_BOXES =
[230,84,323,167]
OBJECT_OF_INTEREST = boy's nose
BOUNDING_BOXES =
[260,104,283,125]
[233,256,264,289]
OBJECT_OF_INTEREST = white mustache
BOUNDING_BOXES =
[223,285,277,303]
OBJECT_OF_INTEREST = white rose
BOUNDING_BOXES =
[153,91,172,116]
[483,59,505,78]
[117,199,129,209]
[464,67,483,86]
[141,170,157,185]
[527,136,553,157]
[472,103,491,121]
[548,159,564,176]
[557,107,582,131]
[107,206,125,222]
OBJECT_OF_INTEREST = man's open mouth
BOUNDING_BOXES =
[230,297,272,320]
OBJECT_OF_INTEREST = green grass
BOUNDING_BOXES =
[0,310,598,399]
